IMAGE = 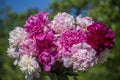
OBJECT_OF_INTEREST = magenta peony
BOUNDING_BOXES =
[86,22,115,55]
[39,51,55,71]
[36,30,57,55]
[24,12,49,36]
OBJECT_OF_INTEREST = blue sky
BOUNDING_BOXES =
[5,0,51,13]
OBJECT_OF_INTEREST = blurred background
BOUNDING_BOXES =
[0,0,120,80]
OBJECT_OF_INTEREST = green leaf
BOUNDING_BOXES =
[65,72,79,76]
[73,76,78,80]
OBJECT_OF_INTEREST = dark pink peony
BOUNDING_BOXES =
[86,22,115,55]
[36,30,58,55]
[39,51,55,71]
[24,12,49,36]
[58,29,86,55]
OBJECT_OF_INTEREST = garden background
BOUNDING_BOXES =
[0,0,120,80]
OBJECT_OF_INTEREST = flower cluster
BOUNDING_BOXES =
[7,12,115,80]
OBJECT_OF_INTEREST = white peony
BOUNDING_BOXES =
[50,12,75,34]
[7,45,19,58]
[9,27,27,46]
[18,54,40,75]
[76,15,94,30]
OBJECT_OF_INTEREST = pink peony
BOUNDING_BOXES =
[71,42,97,71]
[39,51,55,71]
[86,22,115,55]
[24,12,49,36]
[58,29,86,55]
[50,12,75,34]
[19,37,39,57]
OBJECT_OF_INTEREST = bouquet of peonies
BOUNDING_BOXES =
[7,12,115,80]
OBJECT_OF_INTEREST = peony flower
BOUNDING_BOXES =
[36,30,57,54]
[50,12,75,34]
[98,48,110,63]
[7,45,19,59]
[19,37,39,57]
[39,51,55,71]
[24,12,49,36]
[7,11,115,80]
[18,54,40,75]
[76,15,94,30]
[71,42,97,72]
[7,45,20,65]
[86,22,115,55]
[9,27,27,46]
[58,29,86,55]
